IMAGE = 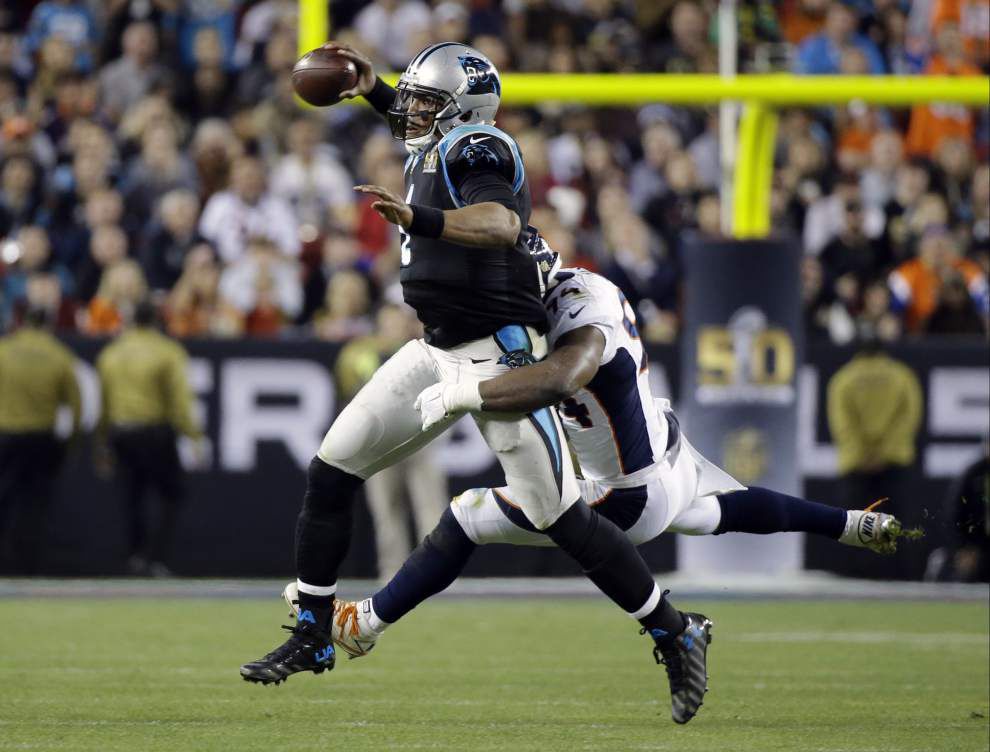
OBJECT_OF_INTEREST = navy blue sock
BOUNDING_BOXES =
[372,508,476,624]
[715,487,846,538]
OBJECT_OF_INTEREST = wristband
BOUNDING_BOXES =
[444,381,484,413]
[407,204,445,238]
[365,76,396,115]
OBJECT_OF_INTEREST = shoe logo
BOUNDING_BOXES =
[470,358,489,364]
[298,610,316,625]
[314,646,334,663]
[469,135,490,144]
[682,634,694,651]
[568,306,586,319]
[650,628,668,640]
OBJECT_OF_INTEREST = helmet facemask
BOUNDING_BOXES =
[388,82,462,155]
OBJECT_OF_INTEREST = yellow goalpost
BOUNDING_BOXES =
[298,0,989,240]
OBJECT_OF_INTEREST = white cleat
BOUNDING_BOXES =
[840,509,904,555]
[282,582,379,659]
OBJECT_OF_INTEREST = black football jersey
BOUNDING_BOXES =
[398,124,548,348]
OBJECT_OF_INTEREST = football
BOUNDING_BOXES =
[291,48,358,107]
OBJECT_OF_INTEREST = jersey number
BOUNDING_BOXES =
[560,397,593,428]
[399,183,415,266]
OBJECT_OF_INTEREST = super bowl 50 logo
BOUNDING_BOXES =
[696,307,796,405]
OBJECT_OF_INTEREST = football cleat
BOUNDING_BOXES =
[644,612,713,725]
[240,616,335,686]
[840,500,914,555]
[282,582,379,659]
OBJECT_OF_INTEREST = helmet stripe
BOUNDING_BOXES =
[409,42,462,72]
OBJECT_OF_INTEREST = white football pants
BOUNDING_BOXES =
[450,427,744,547]
[317,328,581,532]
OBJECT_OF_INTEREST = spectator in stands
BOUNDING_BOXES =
[857,279,902,343]
[804,172,883,256]
[25,0,98,73]
[600,211,679,316]
[218,236,302,336]
[820,196,889,287]
[827,340,923,516]
[860,129,904,210]
[1,225,74,330]
[927,444,989,583]
[354,0,431,70]
[175,25,235,121]
[794,1,885,75]
[0,154,41,236]
[22,271,77,332]
[906,22,982,158]
[629,120,682,213]
[165,242,236,337]
[83,258,148,335]
[99,21,167,124]
[313,268,374,342]
[270,116,353,231]
[236,27,295,107]
[199,155,299,264]
[924,271,988,335]
[120,118,196,220]
[140,189,203,294]
[652,1,715,73]
[189,118,241,202]
[77,224,127,303]
[889,227,988,332]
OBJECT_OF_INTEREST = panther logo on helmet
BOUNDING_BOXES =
[458,55,500,96]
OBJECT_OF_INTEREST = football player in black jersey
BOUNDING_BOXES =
[241,43,705,718]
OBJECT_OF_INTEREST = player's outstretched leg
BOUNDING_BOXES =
[671,487,910,555]
[713,488,908,554]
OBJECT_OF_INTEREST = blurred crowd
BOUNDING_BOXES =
[0,0,987,346]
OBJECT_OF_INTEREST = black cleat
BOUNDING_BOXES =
[240,621,336,685]
[644,612,713,724]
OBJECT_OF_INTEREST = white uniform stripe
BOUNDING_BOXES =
[296,579,336,597]
[630,582,662,620]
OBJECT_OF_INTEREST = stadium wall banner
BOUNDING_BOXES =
[679,237,804,575]
[43,336,988,578]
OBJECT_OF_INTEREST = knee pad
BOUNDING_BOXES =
[302,457,363,519]
[316,401,385,474]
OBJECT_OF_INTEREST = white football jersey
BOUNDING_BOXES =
[545,268,668,483]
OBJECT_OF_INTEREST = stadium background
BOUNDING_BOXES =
[0,0,988,580]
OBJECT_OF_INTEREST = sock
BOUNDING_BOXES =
[545,500,672,616]
[634,584,687,640]
[294,458,364,629]
[297,580,336,629]
[715,487,846,539]
[371,508,477,624]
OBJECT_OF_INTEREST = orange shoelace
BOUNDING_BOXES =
[334,601,360,637]
[864,497,889,513]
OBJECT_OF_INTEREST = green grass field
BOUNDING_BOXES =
[0,597,987,752]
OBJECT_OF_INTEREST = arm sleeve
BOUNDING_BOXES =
[455,171,519,212]
[364,77,396,117]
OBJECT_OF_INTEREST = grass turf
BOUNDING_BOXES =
[0,597,987,752]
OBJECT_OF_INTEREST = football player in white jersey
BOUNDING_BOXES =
[282,240,905,724]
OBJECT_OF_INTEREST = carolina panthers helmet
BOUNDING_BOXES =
[526,226,561,296]
[388,43,501,155]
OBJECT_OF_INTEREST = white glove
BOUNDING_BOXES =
[414,380,483,432]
